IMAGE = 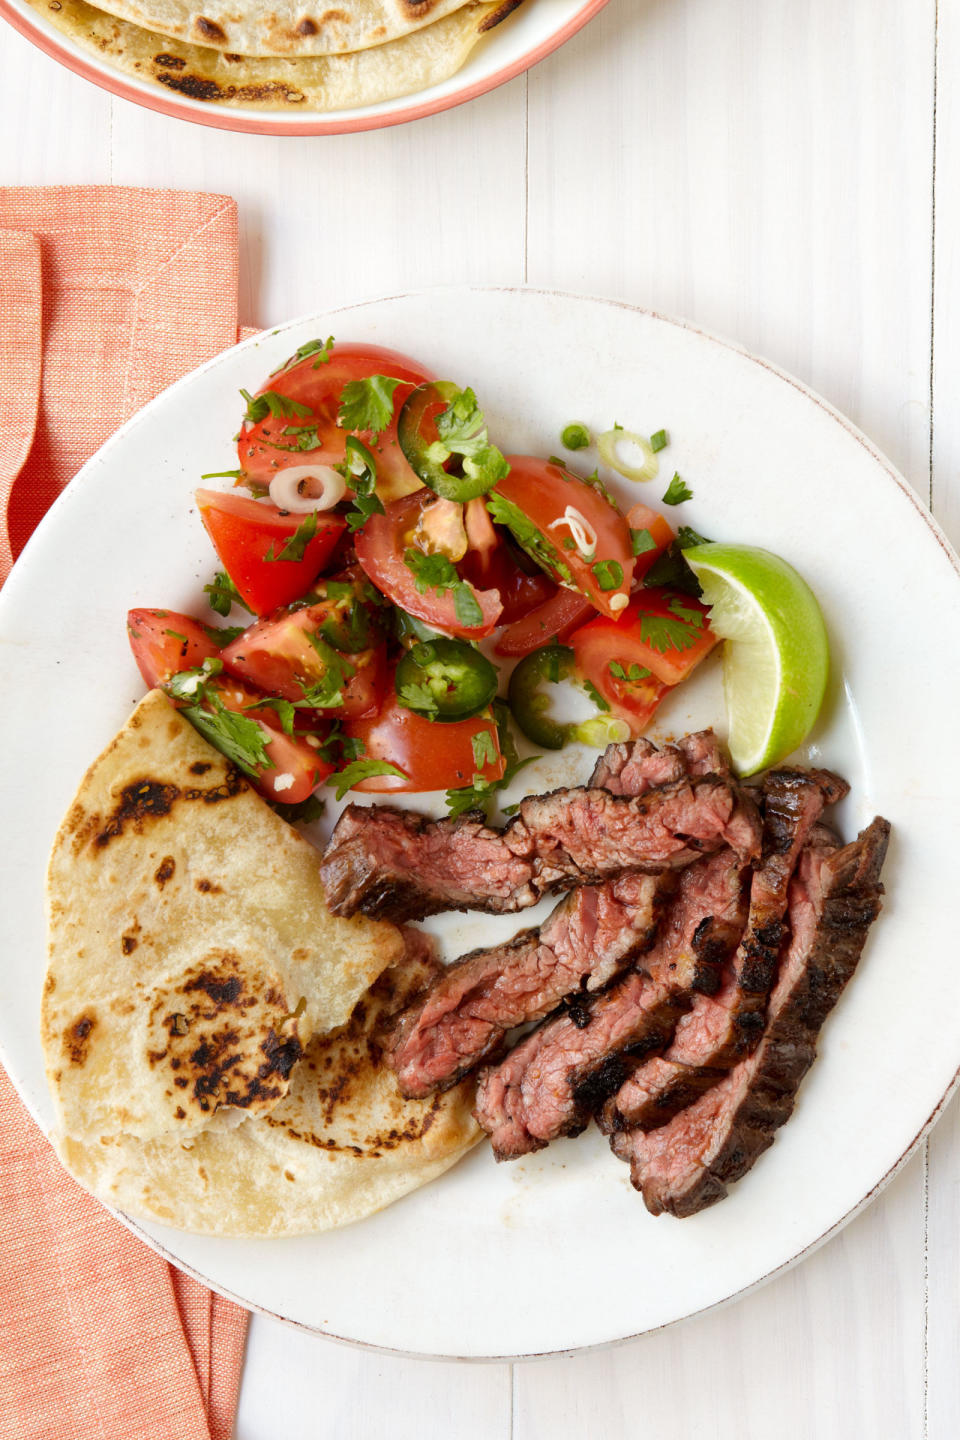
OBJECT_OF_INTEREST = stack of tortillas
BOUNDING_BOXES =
[26,0,525,112]
[42,690,480,1236]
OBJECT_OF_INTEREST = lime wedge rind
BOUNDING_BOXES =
[683,543,829,777]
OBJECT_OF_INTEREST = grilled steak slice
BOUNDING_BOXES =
[610,817,890,1216]
[590,730,728,794]
[601,767,848,1133]
[388,872,672,1098]
[474,846,750,1158]
[321,774,760,923]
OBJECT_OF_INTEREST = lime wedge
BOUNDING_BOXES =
[682,543,829,776]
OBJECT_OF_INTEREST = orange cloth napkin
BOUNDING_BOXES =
[0,187,249,1440]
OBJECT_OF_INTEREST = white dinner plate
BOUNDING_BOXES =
[1,288,957,1360]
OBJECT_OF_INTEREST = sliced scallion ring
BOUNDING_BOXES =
[597,427,659,483]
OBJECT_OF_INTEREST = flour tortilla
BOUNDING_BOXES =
[92,0,472,58]
[27,0,524,109]
[57,945,482,1235]
[43,689,403,1143]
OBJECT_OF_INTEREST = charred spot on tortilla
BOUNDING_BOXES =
[296,17,318,34]
[400,1,440,16]
[189,761,212,776]
[195,877,222,893]
[95,779,179,847]
[479,0,524,31]
[193,14,227,41]
[155,52,186,68]
[154,855,176,888]
[64,1013,96,1066]
[121,933,139,955]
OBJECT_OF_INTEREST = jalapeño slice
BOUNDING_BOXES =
[397,381,506,503]
[395,639,498,723]
[507,645,576,750]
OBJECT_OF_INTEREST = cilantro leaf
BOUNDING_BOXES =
[201,622,245,646]
[639,612,702,654]
[339,436,386,533]
[642,542,703,596]
[583,678,611,712]
[630,527,657,557]
[299,633,355,708]
[269,793,327,824]
[397,681,439,718]
[591,559,624,592]
[272,336,334,375]
[485,492,574,586]
[265,512,318,563]
[426,387,510,493]
[662,473,693,505]
[179,692,273,778]
[203,570,253,616]
[454,584,483,627]
[676,525,710,549]
[240,388,313,426]
[338,375,406,435]
[609,661,652,682]
[327,759,409,801]
[444,754,538,819]
[243,695,298,736]
[472,729,497,768]
[650,429,669,453]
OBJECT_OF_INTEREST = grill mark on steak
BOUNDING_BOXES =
[609,817,890,1216]
[601,768,848,1134]
[321,767,760,923]
[387,871,675,1098]
[474,846,751,1159]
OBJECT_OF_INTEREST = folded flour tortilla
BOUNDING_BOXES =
[25,0,524,110]
[43,689,404,1143]
[58,945,481,1236]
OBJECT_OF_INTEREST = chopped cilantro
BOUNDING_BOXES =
[662,473,693,505]
[676,525,711,549]
[299,633,355,708]
[338,375,406,435]
[591,559,624,592]
[561,422,591,451]
[339,436,385,533]
[425,387,510,493]
[650,429,669,453]
[630,527,657,557]
[642,542,703,596]
[397,680,439,718]
[240,389,313,426]
[204,570,253,616]
[164,629,188,644]
[243,695,298,736]
[271,336,334,375]
[201,623,245,646]
[269,793,328,825]
[639,610,702,655]
[583,678,611,712]
[178,691,273,778]
[609,661,652,682]
[472,729,497,768]
[327,758,409,801]
[265,511,318,563]
[453,584,483,627]
[444,754,538,819]
[486,491,574,587]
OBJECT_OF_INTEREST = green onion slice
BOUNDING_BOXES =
[597,427,659,483]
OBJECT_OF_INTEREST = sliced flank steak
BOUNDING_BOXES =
[609,817,890,1217]
[321,772,760,923]
[601,767,848,1135]
[387,871,673,1099]
[474,845,751,1160]
[590,730,728,794]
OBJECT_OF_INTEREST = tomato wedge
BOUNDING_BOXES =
[489,457,634,619]
[571,586,717,697]
[355,491,502,640]
[237,342,434,503]
[210,674,333,803]
[343,689,504,794]
[127,609,223,687]
[222,604,386,719]
[196,489,346,616]
[624,502,676,582]
[494,587,596,657]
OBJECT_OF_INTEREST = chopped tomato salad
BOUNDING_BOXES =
[127,337,721,812]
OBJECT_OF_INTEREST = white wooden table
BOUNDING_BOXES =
[2,1,958,1434]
